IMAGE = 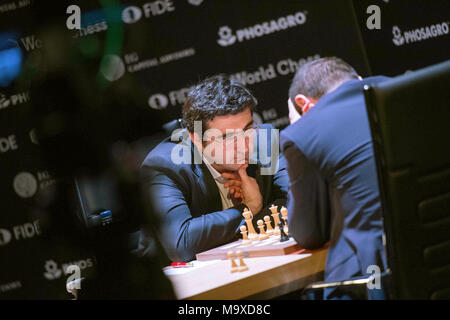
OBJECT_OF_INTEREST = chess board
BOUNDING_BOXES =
[196,236,303,261]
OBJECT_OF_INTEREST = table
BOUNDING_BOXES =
[164,247,327,300]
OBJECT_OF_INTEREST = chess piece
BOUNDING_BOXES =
[280,206,288,234]
[228,251,239,273]
[278,221,289,242]
[263,216,274,235]
[240,225,252,245]
[242,208,258,240]
[269,205,281,235]
[257,220,269,240]
[236,251,249,272]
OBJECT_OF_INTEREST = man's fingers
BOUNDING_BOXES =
[224,180,242,188]
[221,172,240,180]
[228,187,242,199]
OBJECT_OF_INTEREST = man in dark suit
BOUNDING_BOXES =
[137,75,289,262]
[281,57,388,299]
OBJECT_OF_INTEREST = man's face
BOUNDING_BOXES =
[191,107,256,172]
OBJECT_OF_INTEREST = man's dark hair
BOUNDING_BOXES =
[289,57,359,105]
[182,74,257,132]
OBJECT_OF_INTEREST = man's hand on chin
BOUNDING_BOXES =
[222,164,263,214]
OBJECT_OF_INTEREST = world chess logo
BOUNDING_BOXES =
[392,25,405,46]
[0,228,12,246]
[13,172,38,198]
[217,26,237,47]
[100,54,126,82]
[187,0,204,6]
[43,260,62,280]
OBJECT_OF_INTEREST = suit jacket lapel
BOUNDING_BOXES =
[191,143,222,212]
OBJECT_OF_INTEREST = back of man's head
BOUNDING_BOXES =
[289,57,359,102]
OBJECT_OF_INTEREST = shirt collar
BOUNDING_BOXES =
[202,156,227,184]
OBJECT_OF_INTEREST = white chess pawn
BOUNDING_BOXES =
[257,220,269,240]
[236,251,248,272]
[240,225,252,245]
[228,251,239,273]
[263,216,274,235]
[269,205,281,235]
[242,208,258,240]
[280,206,289,234]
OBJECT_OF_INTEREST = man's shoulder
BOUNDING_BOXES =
[280,114,315,150]
[281,76,390,140]
[362,75,391,85]
[141,134,194,173]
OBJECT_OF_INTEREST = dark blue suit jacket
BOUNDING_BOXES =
[138,124,289,262]
[280,77,389,299]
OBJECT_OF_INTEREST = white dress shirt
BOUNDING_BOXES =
[202,157,235,210]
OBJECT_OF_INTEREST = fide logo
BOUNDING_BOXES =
[187,0,204,6]
[0,229,12,246]
[29,129,39,145]
[148,93,169,110]
[121,1,176,24]
[43,260,62,280]
[217,26,237,47]
[122,6,142,24]
[100,54,126,82]
[392,26,405,46]
[13,172,38,198]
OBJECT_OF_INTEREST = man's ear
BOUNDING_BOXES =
[294,94,310,108]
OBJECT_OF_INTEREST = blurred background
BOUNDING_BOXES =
[0,0,448,299]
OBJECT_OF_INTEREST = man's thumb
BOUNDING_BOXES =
[238,165,249,181]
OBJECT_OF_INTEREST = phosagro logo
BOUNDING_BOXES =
[392,22,449,46]
[217,26,236,46]
[43,258,94,280]
[217,11,307,47]
[43,260,62,280]
[0,91,30,110]
[392,26,405,46]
